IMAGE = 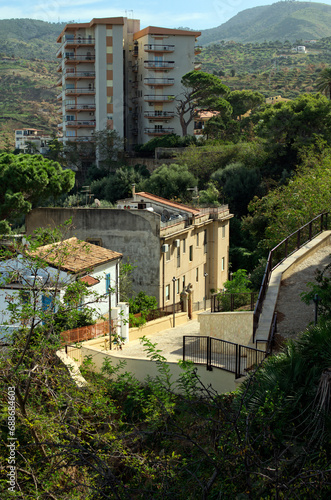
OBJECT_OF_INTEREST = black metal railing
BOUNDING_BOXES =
[211,292,258,312]
[253,212,329,339]
[183,336,266,379]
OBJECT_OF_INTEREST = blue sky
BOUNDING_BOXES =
[1,1,330,31]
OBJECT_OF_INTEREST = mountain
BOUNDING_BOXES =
[200,1,331,45]
[0,18,66,59]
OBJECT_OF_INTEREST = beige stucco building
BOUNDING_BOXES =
[56,18,200,149]
[26,193,232,308]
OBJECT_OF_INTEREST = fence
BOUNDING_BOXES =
[183,335,267,379]
[253,212,329,339]
[211,292,258,312]
[61,321,110,345]
[132,302,182,324]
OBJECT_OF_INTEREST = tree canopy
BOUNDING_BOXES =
[0,153,75,233]
[176,71,230,136]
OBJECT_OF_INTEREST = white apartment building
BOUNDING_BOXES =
[56,18,200,149]
[15,128,52,154]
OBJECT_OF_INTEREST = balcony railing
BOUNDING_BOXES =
[144,60,175,69]
[66,136,94,142]
[64,54,95,62]
[64,70,95,78]
[144,111,175,119]
[144,44,175,52]
[64,37,95,46]
[145,128,174,135]
[144,95,175,102]
[65,120,96,127]
[65,104,95,111]
[144,78,174,85]
[65,88,95,95]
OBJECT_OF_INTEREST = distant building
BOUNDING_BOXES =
[292,45,306,53]
[56,17,201,151]
[15,128,52,154]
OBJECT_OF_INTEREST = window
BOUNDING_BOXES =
[222,225,226,238]
[66,115,75,121]
[106,273,110,293]
[183,238,186,253]
[189,245,193,262]
[166,245,170,261]
[204,230,207,253]
[182,276,185,290]
[196,232,199,246]
[221,257,225,271]
[177,247,180,268]
[196,268,199,282]
[177,279,180,294]
[66,130,76,137]
[165,284,170,301]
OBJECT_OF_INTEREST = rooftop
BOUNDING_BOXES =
[31,238,122,274]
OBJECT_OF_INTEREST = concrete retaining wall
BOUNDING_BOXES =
[73,343,236,394]
[198,310,254,346]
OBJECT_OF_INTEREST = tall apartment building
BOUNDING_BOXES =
[56,18,200,150]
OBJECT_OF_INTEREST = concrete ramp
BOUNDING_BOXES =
[254,231,331,346]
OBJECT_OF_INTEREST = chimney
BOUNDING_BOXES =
[132,184,136,198]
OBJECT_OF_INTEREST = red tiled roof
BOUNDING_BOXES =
[135,192,201,215]
[80,275,100,286]
[31,238,122,274]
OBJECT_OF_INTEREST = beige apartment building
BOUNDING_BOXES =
[26,193,232,308]
[56,17,200,149]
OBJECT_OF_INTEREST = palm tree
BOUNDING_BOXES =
[316,67,331,99]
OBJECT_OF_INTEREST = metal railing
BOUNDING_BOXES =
[144,111,175,118]
[211,292,258,312]
[144,61,175,69]
[65,104,95,110]
[65,88,95,94]
[144,95,175,101]
[183,336,266,379]
[253,212,329,339]
[144,44,175,52]
[145,127,174,135]
[144,78,175,85]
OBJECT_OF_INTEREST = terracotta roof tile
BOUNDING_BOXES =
[80,275,100,286]
[31,238,122,274]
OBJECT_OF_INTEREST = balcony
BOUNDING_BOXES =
[65,88,95,96]
[145,127,174,136]
[64,54,95,63]
[195,45,202,54]
[65,120,96,128]
[144,60,175,70]
[64,70,96,79]
[132,63,138,72]
[64,37,95,48]
[144,111,175,120]
[66,136,94,143]
[57,93,63,100]
[144,95,175,102]
[144,44,175,53]
[144,78,174,86]
[65,104,96,112]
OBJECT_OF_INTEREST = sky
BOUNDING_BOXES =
[1,0,330,31]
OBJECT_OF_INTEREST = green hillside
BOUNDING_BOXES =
[0,19,66,59]
[200,1,331,45]
[197,37,331,99]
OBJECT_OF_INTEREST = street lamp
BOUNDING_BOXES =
[172,276,177,327]
[204,272,208,310]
